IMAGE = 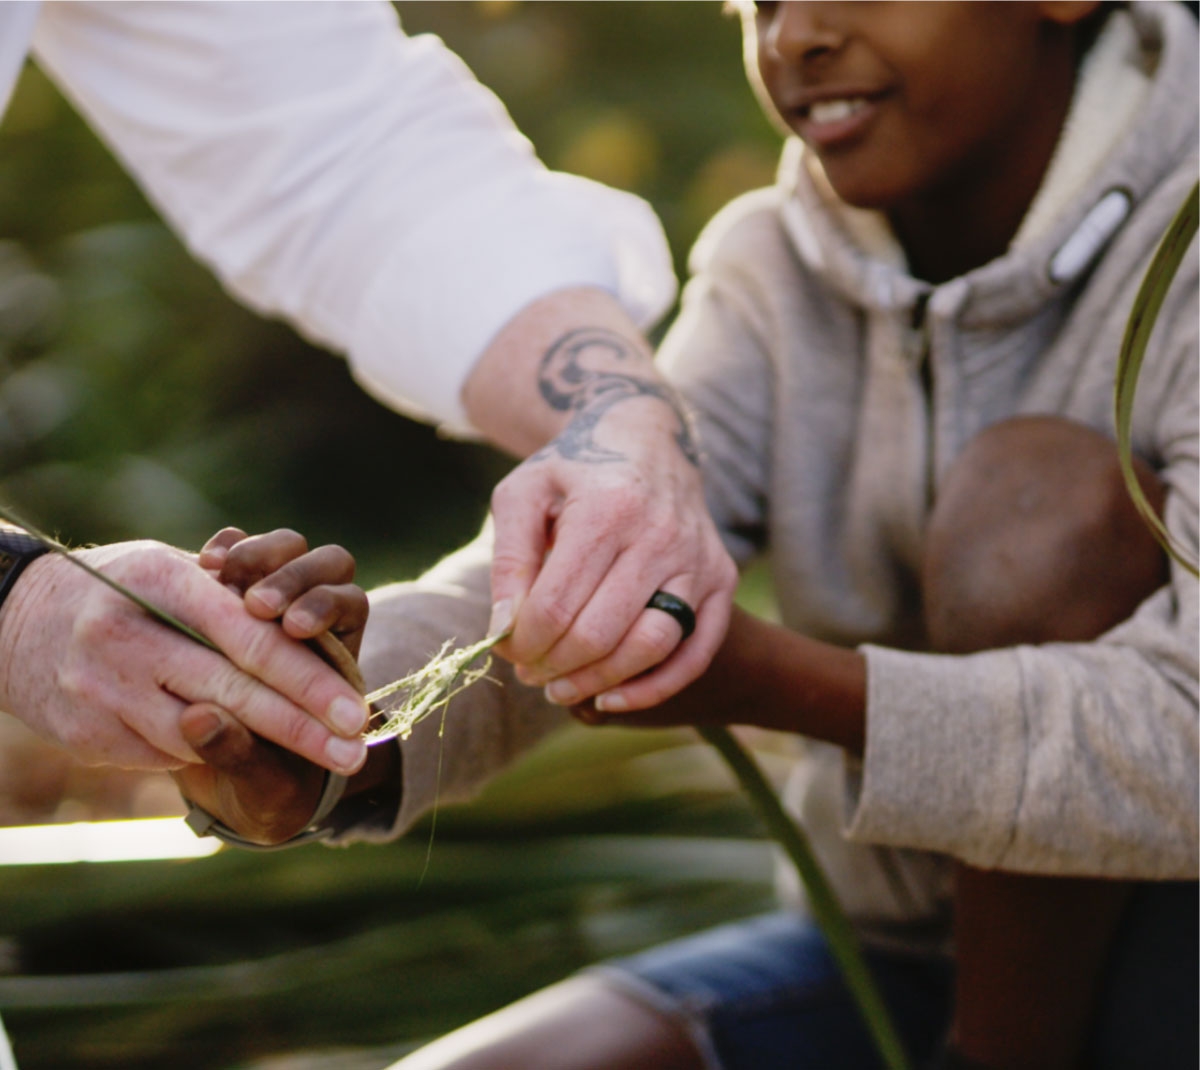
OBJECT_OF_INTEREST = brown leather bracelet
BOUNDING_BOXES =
[183,632,365,851]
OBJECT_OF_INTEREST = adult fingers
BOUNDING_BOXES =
[593,586,732,712]
[512,529,689,686]
[116,558,371,773]
[487,465,559,641]
[541,581,731,712]
[175,647,367,775]
[507,496,736,701]
[536,574,697,705]
[496,487,625,668]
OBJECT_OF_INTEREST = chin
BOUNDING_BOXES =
[818,162,909,213]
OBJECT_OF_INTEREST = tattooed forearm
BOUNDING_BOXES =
[534,327,699,466]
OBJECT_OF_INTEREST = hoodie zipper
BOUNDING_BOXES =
[905,292,935,512]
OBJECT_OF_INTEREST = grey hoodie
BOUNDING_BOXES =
[355,0,1197,944]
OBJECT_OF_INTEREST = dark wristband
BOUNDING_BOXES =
[0,526,52,613]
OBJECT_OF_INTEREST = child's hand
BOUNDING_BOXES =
[174,703,326,844]
[172,526,371,845]
[198,527,368,657]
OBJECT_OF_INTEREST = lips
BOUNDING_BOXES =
[788,91,883,149]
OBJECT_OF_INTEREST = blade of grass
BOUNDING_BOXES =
[0,503,218,650]
[1114,181,1199,577]
[698,724,912,1070]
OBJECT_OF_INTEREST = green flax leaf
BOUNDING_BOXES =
[1114,181,1199,577]
[698,724,912,1070]
[0,503,219,651]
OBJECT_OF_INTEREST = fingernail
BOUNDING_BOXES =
[325,735,367,773]
[327,695,368,736]
[544,679,579,706]
[595,691,628,714]
[190,709,227,746]
[573,705,607,726]
[199,546,228,568]
[249,587,284,615]
[288,608,317,634]
[488,598,515,639]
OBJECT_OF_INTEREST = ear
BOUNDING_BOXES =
[1036,1,1105,26]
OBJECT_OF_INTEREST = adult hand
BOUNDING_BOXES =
[491,398,737,713]
[0,540,370,773]
[571,606,867,757]
[464,288,738,715]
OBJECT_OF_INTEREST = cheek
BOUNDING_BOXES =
[747,40,789,130]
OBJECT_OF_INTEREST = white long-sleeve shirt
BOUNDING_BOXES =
[0,1,677,434]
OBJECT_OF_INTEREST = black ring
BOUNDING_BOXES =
[645,590,696,641]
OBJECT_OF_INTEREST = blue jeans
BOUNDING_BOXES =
[593,882,1199,1070]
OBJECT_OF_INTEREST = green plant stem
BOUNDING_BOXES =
[697,724,912,1070]
[1114,180,1199,577]
[0,503,218,650]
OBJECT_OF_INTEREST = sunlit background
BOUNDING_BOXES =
[0,3,788,1067]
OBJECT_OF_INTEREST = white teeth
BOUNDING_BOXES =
[808,98,867,124]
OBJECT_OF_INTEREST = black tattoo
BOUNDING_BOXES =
[533,327,700,467]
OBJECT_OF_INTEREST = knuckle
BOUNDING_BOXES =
[313,544,356,582]
[268,528,308,553]
[635,615,682,663]
[489,475,529,516]
[713,553,740,591]
[336,586,370,628]
[595,493,650,536]
[55,710,97,756]
[212,664,258,715]
[562,620,616,667]
[72,597,141,650]
[207,527,248,550]
[533,598,578,641]
[235,623,287,676]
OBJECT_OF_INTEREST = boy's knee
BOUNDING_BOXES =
[922,416,1167,654]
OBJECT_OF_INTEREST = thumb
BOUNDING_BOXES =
[179,703,256,772]
[176,702,324,845]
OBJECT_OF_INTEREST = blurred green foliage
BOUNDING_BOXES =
[0,0,778,587]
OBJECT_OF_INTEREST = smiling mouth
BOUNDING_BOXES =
[805,97,869,124]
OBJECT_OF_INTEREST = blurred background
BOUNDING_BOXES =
[0,3,788,1066]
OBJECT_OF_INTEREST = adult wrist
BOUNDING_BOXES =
[0,525,52,616]
[0,528,55,714]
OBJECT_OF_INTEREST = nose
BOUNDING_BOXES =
[761,2,846,65]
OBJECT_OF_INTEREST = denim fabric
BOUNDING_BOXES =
[596,882,1198,1070]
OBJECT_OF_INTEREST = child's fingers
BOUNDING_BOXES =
[199,527,249,571]
[282,584,369,654]
[244,544,357,623]
[219,529,310,603]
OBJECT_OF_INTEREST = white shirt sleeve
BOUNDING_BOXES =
[30,1,677,434]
